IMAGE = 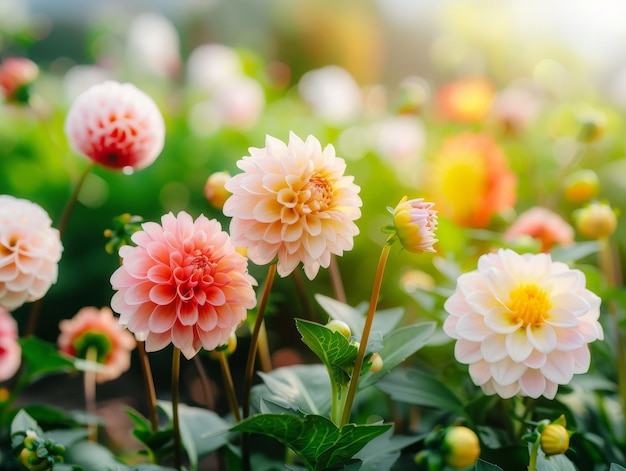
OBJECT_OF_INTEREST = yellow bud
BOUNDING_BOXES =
[369,353,383,373]
[442,426,481,469]
[204,171,231,210]
[209,333,238,358]
[540,424,570,456]
[574,202,617,239]
[326,320,351,339]
[563,169,599,203]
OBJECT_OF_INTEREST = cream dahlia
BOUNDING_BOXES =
[0,307,21,381]
[223,132,362,279]
[64,80,165,170]
[110,211,257,359]
[0,195,63,310]
[443,249,604,399]
[58,307,136,383]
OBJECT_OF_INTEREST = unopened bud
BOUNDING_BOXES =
[574,202,617,239]
[442,426,481,469]
[204,171,231,210]
[563,169,599,203]
[326,320,351,339]
[540,424,570,456]
[368,353,383,373]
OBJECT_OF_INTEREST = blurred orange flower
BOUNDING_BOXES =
[504,207,574,253]
[434,77,494,123]
[425,133,516,228]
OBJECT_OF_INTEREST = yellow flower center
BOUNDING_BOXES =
[508,284,551,327]
[306,173,333,212]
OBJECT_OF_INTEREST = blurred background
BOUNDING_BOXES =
[3,0,626,455]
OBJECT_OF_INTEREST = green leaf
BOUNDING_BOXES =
[252,365,331,415]
[610,464,626,471]
[64,440,124,471]
[359,322,436,389]
[10,409,43,447]
[19,336,76,384]
[530,442,577,471]
[231,413,391,471]
[353,426,421,471]
[550,241,600,263]
[314,295,404,338]
[475,459,504,470]
[296,318,359,386]
[375,368,466,418]
[158,401,231,471]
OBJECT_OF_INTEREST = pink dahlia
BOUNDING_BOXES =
[64,80,165,171]
[0,195,63,310]
[58,307,136,383]
[110,211,257,359]
[223,132,362,279]
[0,307,21,381]
[504,207,574,253]
[443,249,603,399]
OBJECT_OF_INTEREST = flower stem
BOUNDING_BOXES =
[137,340,159,432]
[329,254,347,303]
[257,317,272,373]
[217,350,241,423]
[171,347,182,471]
[193,355,214,409]
[340,243,392,426]
[241,263,276,471]
[84,346,98,442]
[26,161,96,337]
[528,435,540,471]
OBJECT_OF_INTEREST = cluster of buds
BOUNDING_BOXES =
[104,213,144,254]
[16,430,65,471]
[415,425,481,470]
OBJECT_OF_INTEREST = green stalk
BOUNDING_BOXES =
[217,350,241,423]
[528,435,540,471]
[340,243,392,426]
[171,347,182,470]
[137,340,159,432]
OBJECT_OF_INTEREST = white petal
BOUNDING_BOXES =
[554,327,584,351]
[519,369,547,398]
[455,312,492,341]
[527,324,557,353]
[468,360,491,386]
[491,381,520,399]
[506,329,534,362]
[490,357,526,385]
[541,351,574,383]
[484,307,521,334]
[548,293,590,318]
[481,334,508,362]
[571,346,591,373]
[524,350,546,368]
[545,307,580,327]
[455,340,483,364]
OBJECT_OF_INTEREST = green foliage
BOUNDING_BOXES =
[231,413,391,471]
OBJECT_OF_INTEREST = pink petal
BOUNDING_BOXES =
[519,369,546,398]
[524,350,547,369]
[145,331,172,352]
[541,350,574,383]
[455,312,492,341]
[171,321,194,353]
[454,339,482,364]
[554,327,584,351]
[571,346,591,373]
[124,281,153,305]
[178,301,198,326]
[148,304,176,333]
[468,360,491,386]
[481,334,508,362]
[490,357,526,385]
[149,284,176,305]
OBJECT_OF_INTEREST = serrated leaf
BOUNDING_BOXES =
[158,401,231,471]
[375,368,466,418]
[252,365,331,415]
[231,413,391,471]
[296,319,358,386]
[359,322,436,389]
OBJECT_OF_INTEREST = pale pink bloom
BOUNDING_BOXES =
[58,307,136,383]
[223,132,362,279]
[0,195,63,310]
[504,207,574,253]
[186,44,243,93]
[391,197,438,254]
[0,57,38,102]
[126,12,181,78]
[211,77,265,130]
[64,80,165,170]
[0,307,21,381]
[298,66,362,125]
[443,249,603,399]
[110,212,257,359]
[491,84,542,134]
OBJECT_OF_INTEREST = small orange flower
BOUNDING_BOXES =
[425,133,516,228]
[504,207,574,253]
[434,77,494,123]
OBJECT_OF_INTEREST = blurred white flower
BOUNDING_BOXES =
[62,65,114,102]
[126,12,181,78]
[298,65,362,125]
[186,44,243,92]
[0,196,63,310]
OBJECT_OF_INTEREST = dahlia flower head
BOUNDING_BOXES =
[110,211,257,359]
[443,249,604,399]
[0,195,63,310]
[504,207,574,253]
[58,307,135,383]
[0,307,21,381]
[391,196,438,254]
[64,80,165,171]
[223,132,362,280]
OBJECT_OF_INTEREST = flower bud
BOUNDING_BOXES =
[326,319,351,339]
[390,196,438,253]
[574,202,617,239]
[563,169,599,203]
[442,426,481,469]
[204,171,231,210]
[0,57,39,103]
[210,332,238,358]
[368,353,383,373]
[577,109,606,143]
[540,424,570,456]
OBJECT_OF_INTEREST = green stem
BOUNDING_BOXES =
[340,243,392,426]
[171,347,182,470]
[137,340,159,432]
[330,378,340,426]
[84,346,98,442]
[329,255,347,303]
[241,263,277,471]
[528,435,540,471]
[26,162,96,337]
[193,355,214,409]
[217,351,241,423]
